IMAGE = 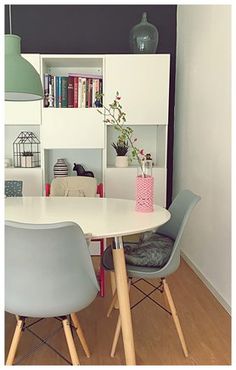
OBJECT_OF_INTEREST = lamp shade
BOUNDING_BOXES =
[5,34,43,101]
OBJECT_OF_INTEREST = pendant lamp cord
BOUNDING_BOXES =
[9,4,12,34]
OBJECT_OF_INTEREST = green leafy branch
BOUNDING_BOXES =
[97,91,145,174]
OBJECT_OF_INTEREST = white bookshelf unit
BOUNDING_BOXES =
[5,53,170,206]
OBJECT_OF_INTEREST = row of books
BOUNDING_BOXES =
[43,73,103,108]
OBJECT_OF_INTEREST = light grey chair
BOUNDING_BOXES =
[102,189,201,358]
[5,221,99,365]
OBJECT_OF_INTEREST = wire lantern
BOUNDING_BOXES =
[13,131,40,168]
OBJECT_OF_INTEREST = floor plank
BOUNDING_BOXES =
[5,257,231,365]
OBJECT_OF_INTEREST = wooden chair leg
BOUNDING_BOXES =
[107,290,118,317]
[163,279,189,357]
[111,315,121,357]
[6,318,24,365]
[62,318,80,365]
[70,313,90,358]
[110,271,119,309]
[99,239,105,297]
[110,279,132,357]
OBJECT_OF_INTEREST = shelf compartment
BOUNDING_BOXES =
[106,124,167,168]
[44,148,103,185]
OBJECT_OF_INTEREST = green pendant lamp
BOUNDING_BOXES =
[5,6,43,101]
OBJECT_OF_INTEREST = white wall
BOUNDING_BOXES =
[174,5,231,311]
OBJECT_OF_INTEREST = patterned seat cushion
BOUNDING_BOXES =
[124,233,174,268]
[5,180,23,197]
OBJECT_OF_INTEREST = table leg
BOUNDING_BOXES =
[112,236,136,365]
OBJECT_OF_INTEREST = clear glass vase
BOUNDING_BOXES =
[136,161,154,212]
[129,12,159,54]
[137,160,152,178]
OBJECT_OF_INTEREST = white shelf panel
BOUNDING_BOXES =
[105,167,167,207]
[42,108,104,149]
[5,167,43,196]
[41,55,104,76]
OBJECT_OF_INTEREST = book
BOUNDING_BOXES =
[92,79,100,107]
[55,76,60,108]
[89,78,94,107]
[68,76,74,108]
[61,77,68,108]
[58,77,62,108]
[86,78,89,108]
[53,76,57,107]
[81,78,86,108]
[44,74,49,107]
[73,76,78,108]
[78,77,83,108]
[98,78,103,107]
[48,75,54,107]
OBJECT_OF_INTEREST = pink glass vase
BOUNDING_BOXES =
[135,175,154,212]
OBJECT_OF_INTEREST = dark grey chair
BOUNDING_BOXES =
[5,221,99,365]
[102,189,201,358]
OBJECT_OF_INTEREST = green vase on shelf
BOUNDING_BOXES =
[129,12,159,54]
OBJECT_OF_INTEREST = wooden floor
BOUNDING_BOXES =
[5,257,231,365]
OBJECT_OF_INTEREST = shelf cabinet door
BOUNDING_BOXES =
[5,54,42,125]
[105,55,170,125]
[42,108,104,149]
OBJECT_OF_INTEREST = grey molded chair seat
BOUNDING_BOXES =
[102,189,201,358]
[5,180,23,197]
[5,221,99,365]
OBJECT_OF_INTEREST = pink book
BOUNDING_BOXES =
[73,76,78,108]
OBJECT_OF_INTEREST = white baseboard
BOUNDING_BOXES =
[181,251,231,315]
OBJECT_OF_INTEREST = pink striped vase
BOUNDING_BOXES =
[135,175,154,212]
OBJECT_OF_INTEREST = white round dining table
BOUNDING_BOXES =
[5,196,170,365]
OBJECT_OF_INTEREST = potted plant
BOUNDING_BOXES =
[111,137,129,167]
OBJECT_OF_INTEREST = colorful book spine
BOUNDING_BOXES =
[48,75,54,107]
[81,78,86,108]
[68,76,74,108]
[86,78,89,108]
[88,78,93,108]
[44,74,49,107]
[73,76,78,108]
[53,76,57,107]
[55,76,59,108]
[98,79,103,107]
[78,77,83,108]
[61,77,68,108]
[58,77,62,108]
[92,79,100,107]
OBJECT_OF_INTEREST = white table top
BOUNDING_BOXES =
[5,197,170,239]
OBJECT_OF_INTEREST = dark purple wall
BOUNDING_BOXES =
[5,4,176,206]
